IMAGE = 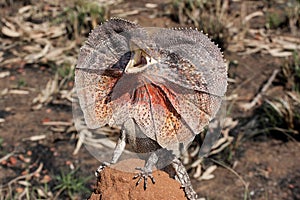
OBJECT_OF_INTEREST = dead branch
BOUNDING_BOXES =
[239,69,279,111]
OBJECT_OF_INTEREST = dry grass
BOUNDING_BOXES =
[171,0,231,49]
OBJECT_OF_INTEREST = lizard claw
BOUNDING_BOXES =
[95,161,110,177]
[133,167,155,190]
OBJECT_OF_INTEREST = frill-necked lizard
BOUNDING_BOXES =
[75,18,227,200]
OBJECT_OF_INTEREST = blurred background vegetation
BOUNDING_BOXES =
[0,0,299,199]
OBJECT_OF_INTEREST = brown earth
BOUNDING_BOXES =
[88,164,186,200]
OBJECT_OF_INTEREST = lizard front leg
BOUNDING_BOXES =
[95,128,126,177]
[133,152,158,190]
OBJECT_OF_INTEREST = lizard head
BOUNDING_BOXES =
[124,41,158,74]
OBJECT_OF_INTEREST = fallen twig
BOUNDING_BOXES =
[22,134,46,141]
[239,69,279,111]
[42,121,73,126]
[211,158,249,199]
[5,163,43,187]
[8,89,29,95]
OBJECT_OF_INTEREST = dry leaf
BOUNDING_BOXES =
[193,164,202,178]
[18,181,31,187]
[1,88,8,96]
[1,26,21,37]
[0,71,10,78]
[23,135,46,141]
[36,188,47,197]
[47,24,66,38]
[243,11,263,23]
[24,41,51,63]
[145,3,157,8]
[268,49,293,57]
[287,91,300,104]
[18,5,32,14]
[9,89,29,95]
[198,165,217,181]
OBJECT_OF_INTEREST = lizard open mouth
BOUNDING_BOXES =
[125,41,157,74]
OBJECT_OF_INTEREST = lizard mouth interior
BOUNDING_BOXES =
[125,42,157,74]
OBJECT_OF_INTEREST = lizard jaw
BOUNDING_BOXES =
[125,42,157,74]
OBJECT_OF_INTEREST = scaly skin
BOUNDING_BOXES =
[75,18,227,200]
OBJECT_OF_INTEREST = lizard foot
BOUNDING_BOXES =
[133,167,155,190]
[95,161,110,177]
